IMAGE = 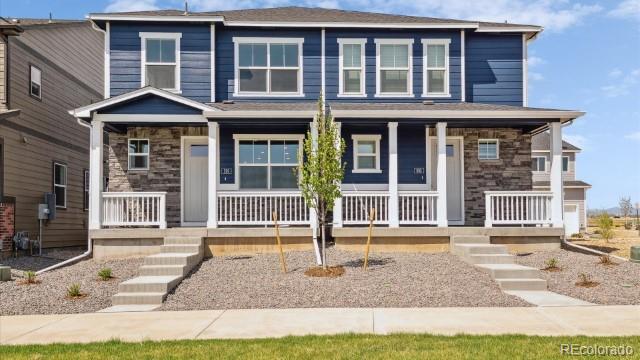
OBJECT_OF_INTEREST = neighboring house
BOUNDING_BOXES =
[70,7,585,258]
[532,133,590,234]
[0,18,103,254]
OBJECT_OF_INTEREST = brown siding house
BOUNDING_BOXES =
[0,19,103,253]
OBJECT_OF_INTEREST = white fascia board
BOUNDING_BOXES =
[94,114,207,123]
[330,110,585,119]
[476,26,542,33]
[69,87,217,118]
[88,14,224,22]
[204,110,316,118]
[223,21,479,29]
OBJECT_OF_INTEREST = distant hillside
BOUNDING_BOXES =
[588,207,622,217]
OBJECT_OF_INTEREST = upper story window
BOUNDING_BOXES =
[128,139,150,171]
[140,32,181,92]
[338,39,366,97]
[532,156,546,172]
[375,39,413,97]
[234,37,304,96]
[562,156,569,172]
[53,162,67,209]
[235,135,303,189]
[30,65,42,99]
[422,39,450,97]
[478,139,499,160]
[352,134,381,173]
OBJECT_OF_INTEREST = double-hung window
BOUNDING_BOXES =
[30,65,42,99]
[235,135,302,189]
[352,135,381,173]
[140,32,181,92]
[375,39,413,97]
[532,156,546,172]
[338,39,366,96]
[128,139,149,171]
[422,39,450,97]
[478,139,499,160]
[234,38,303,96]
[53,162,67,209]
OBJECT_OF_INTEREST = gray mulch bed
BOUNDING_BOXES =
[515,249,640,305]
[0,257,142,316]
[161,248,530,310]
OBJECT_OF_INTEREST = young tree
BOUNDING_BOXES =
[619,197,632,229]
[597,212,614,243]
[299,95,345,268]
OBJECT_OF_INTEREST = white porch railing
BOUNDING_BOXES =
[217,191,310,225]
[342,192,389,225]
[399,191,439,225]
[102,192,167,228]
[485,191,553,227]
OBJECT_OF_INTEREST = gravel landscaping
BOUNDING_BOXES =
[0,256,142,315]
[161,248,530,310]
[516,249,640,305]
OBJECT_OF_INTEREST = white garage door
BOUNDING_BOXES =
[564,204,580,237]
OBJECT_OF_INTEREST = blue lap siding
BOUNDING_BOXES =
[465,33,523,106]
[99,95,202,115]
[341,124,388,184]
[109,22,211,102]
[398,125,427,184]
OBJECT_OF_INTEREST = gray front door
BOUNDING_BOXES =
[430,138,464,224]
[183,138,208,224]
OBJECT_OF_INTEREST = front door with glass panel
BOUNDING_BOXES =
[183,138,208,225]
[237,138,300,190]
[430,138,464,224]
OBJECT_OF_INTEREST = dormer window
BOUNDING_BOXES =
[140,32,181,92]
[422,39,450,97]
[375,39,413,97]
[233,37,304,96]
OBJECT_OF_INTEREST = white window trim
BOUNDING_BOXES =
[337,38,367,98]
[562,156,570,173]
[233,134,304,190]
[30,65,42,99]
[232,37,305,97]
[128,138,150,171]
[422,38,451,98]
[139,32,182,93]
[478,139,499,160]
[53,162,67,209]
[352,134,382,173]
[532,156,547,173]
[374,38,414,98]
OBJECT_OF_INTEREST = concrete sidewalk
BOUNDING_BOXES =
[1,306,639,345]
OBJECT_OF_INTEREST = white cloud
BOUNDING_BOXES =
[609,68,623,78]
[105,0,159,12]
[186,0,601,32]
[625,131,640,141]
[529,72,544,81]
[608,0,640,20]
[601,68,640,97]
[563,134,588,149]
[528,56,546,67]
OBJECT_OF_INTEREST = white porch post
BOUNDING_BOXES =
[88,120,104,230]
[207,121,219,228]
[388,122,399,227]
[549,122,564,228]
[333,121,343,227]
[436,122,448,227]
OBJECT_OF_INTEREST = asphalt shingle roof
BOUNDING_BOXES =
[532,132,581,151]
[533,180,591,188]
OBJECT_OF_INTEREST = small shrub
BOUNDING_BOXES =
[570,233,583,239]
[597,213,614,243]
[24,271,37,284]
[543,258,560,271]
[598,255,617,266]
[97,268,113,281]
[575,273,599,288]
[67,283,83,298]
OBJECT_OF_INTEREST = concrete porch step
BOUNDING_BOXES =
[161,244,201,254]
[144,253,201,266]
[453,244,508,256]
[466,253,515,264]
[112,292,167,305]
[451,235,490,244]
[496,278,548,291]
[139,265,187,276]
[476,263,542,279]
[117,275,183,293]
[164,236,203,245]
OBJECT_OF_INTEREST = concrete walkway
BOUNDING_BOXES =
[1,306,638,345]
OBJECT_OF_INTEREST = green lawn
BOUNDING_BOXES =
[1,334,639,360]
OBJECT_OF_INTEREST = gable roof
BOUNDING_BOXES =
[88,6,542,33]
[532,132,581,151]
[69,87,216,119]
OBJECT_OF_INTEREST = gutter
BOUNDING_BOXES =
[36,118,94,274]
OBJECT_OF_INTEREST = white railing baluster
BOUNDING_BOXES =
[101,192,166,228]
[484,191,553,227]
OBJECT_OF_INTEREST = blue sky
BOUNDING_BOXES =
[1,0,639,209]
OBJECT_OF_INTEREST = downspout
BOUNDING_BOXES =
[37,117,94,274]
